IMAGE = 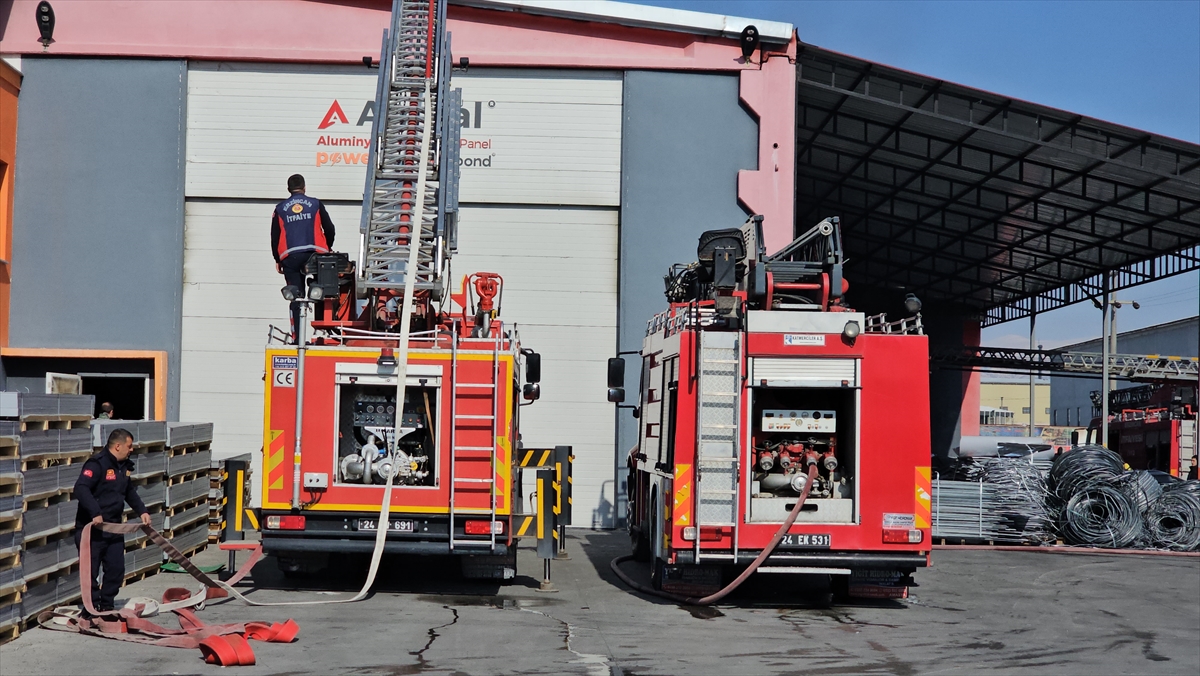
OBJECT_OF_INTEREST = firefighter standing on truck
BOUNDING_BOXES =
[272,173,336,343]
[74,428,151,613]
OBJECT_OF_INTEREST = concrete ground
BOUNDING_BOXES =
[1,531,1197,676]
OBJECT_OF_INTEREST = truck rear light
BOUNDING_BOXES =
[265,515,306,530]
[883,528,922,544]
[464,520,504,535]
[680,526,723,542]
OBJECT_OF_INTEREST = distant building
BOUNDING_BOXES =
[979,375,1051,426]
[1050,316,1199,427]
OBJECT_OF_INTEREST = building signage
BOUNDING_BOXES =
[185,64,620,205]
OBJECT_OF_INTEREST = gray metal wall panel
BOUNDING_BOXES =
[9,58,186,419]
[615,71,757,525]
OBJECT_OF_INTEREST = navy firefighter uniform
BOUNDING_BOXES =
[74,449,149,610]
[271,193,336,339]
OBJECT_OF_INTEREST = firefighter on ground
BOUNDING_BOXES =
[74,428,151,613]
[272,173,336,343]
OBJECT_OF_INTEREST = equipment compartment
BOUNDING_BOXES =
[747,386,857,524]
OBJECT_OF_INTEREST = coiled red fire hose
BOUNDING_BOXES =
[38,521,298,666]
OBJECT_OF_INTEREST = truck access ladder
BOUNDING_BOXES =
[448,325,503,551]
[694,332,742,562]
[360,0,461,296]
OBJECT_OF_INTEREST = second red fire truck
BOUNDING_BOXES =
[613,215,931,599]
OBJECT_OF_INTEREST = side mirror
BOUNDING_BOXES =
[524,351,541,384]
[522,383,541,402]
[607,387,625,404]
[607,357,625,388]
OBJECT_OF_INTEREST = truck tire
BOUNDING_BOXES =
[630,525,651,562]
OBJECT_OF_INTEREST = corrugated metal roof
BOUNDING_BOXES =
[794,44,1200,326]
[453,0,794,43]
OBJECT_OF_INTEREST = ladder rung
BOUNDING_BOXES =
[456,415,495,420]
[696,522,736,527]
[456,383,496,389]
[454,446,494,452]
[450,540,495,547]
[454,478,494,484]
[700,489,738,496]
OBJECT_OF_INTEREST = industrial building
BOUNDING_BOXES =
[0,0,1197,529]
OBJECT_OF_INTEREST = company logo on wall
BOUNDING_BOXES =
[314,99,493,168]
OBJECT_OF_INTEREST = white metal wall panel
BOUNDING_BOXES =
[454,71,622,205]
[186,64,621,205]
[454,206,618,527]
[179,200,363,496]
[750,358,859,384]
[182,65,622,517]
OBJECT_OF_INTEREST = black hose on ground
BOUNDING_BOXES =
[610,463,819,606]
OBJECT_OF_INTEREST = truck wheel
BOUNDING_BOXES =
[830,575,850,604]
[650,556,666,591]
[649,494,665,590]
[631,525,651,562]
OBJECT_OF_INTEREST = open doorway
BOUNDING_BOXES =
[80,373,150,420]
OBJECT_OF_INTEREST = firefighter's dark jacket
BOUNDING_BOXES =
[271,193,335,264]
[74,448,149,528]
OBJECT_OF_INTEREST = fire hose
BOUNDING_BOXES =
[610,463,818,605]
[37,455,407,665]
[38,521,299,666]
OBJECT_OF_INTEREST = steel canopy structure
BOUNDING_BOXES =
[793,43,1200,327]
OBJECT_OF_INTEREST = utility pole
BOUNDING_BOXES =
[1029,309,1037,436]
[1101,273,1110,448]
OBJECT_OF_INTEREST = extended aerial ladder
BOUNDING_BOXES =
[358,0,460,301]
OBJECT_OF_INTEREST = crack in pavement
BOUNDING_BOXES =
[518,606,620,676]
[409,605,460,671]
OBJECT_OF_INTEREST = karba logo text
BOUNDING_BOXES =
[316,99,496,168]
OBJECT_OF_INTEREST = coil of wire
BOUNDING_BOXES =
[1061,484,1145,548]
[1048,445,1124,501]
[1149,481,1200,551]
[1115,470,1163,515]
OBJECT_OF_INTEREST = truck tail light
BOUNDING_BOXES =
[681,526,723,542]
[883,528,922,544]
[265,515,306,530]
[464,520,504,535]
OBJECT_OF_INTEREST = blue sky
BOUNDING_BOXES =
[636,0,1200,349]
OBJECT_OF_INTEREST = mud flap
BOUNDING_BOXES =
[460,551,517,580]
[847,569,908,599]
[659,564,722,596]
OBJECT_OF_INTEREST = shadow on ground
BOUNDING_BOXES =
[575,530,908,612]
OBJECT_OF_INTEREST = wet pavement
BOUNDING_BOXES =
[1,530,1197,675]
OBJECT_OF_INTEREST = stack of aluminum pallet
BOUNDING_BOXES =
[0,432,20,644]
[0,393,94,642]
[92,420,170,581]
[208,458,226,544]
[164,424,213,558]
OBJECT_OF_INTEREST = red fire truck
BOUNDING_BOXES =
[257,0,540,580]
[1090,384,1199,479]
[613,216,930,599]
